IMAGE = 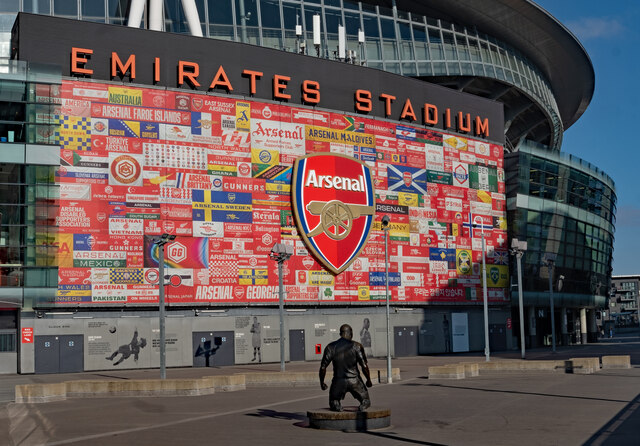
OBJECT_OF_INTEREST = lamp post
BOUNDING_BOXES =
[270,243,293,372]
[510,238,528,359]
[473,216,490,362]
[543,253,557,353]
[153,233,176,379]
[381,215,392,383]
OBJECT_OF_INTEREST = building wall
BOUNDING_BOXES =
[18,306,512,374]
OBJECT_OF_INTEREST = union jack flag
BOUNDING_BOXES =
[493,250,509,265]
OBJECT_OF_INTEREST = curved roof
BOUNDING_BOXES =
[398,0,594,130]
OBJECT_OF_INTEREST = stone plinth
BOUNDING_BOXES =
[307,407,391,431]
[601,355,631,369]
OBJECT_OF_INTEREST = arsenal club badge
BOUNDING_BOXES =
[292,153,376,274]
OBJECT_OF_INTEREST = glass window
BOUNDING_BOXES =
[235,0,257,27]
[417,62,432,75]
[344,12,360,36]
[362,3,377,13]
[260,0,281,29]
[398,22,411,40]
[362,15,379,38]
[433,62,446,75]
[82,0,105,21]
[344,1,360,11]
[400,41,413,59]
[468,38,481,62]
[210,0,233,24]
[108,0,128,25]
[402,62,417,76]
[0,0,18,12]
[383,40,398,59]
[385,62,400,74]
[324,8,341,35]
[54,0,78,17]
[380,18,395,39]
[282,2,301,29]
[23,0,50,14]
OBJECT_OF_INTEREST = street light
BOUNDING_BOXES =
[543,253,557,353]
[473,215,490,362]
[510,238,527,359]
[381,215,392,383]
[153,233,176,379]
[270,242,293,372]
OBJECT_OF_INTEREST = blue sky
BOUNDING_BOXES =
[533,1,640,276]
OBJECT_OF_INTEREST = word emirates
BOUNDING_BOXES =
[70,48,491,138]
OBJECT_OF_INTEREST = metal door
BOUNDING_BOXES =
[393,326,418,357]
[193,331,235,367]
[289,329,305,361]
[35,335,85,374]
[59,335,84,373]
[489,324,507,351]
[35,335,59,374]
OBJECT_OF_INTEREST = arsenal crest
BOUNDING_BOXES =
[292,154,375,274]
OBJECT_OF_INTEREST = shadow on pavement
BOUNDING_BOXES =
[422,383,629,404]
[245,408,307,421]
[365,431,448,446]
[582,393,640,446]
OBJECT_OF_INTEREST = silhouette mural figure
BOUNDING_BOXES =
[195,338,221,367]
[319,324,373,412]
[106,329,147,366]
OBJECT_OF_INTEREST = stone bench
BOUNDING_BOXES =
[15,368,398,403]
[601,355,631,369]
[428,364,466,379]
[428,357,603,379]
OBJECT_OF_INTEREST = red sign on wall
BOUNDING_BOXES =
[22,327,34,343]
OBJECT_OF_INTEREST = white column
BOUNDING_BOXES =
[181,0,204,37]
[580,308,588,344]
[127,0,146,28]
[149,0,163,31]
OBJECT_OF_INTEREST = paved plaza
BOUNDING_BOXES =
[1,334,639,446]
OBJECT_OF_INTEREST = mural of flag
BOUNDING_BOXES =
[387,165,428,195]
[469,165,498,192]
[493,250,509,265]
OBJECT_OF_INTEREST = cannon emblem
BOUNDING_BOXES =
[305,200,375,240]
[292,153,376,274]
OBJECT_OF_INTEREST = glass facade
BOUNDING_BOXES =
[0,0,562,149]
[0,65,60,290]
[506,142,616,303]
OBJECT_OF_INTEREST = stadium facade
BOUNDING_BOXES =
[0,1,615,374]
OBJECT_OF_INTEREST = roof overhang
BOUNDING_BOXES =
[398,0,594,130]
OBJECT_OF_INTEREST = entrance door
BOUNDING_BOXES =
[35,335,59,374]
[59,335,84,373]
[35,335,84,374]
[489,324,507,351]
[289,329,305,361]
[394,326,418,357]
[192,331,235,367]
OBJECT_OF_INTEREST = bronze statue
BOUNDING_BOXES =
[319,324,373,411]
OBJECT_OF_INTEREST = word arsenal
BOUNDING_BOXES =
[70,48,490,137]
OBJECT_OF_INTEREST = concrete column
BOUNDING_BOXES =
[528,306,537,348]
[560,307,568,346]
[587,309,598,343]
[580,308,588,345]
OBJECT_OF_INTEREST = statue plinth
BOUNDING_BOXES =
[307,407,391,431]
